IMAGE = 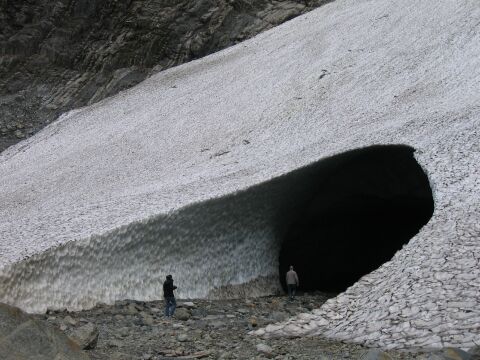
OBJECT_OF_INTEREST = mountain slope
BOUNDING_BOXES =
[0,0,328,152]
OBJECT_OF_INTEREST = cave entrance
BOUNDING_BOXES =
[278,145,434,293]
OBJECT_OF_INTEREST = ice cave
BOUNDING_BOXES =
[278,145,434,292]
[1,0,478,350]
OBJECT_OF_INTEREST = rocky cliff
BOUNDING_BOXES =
[0,0,328,152]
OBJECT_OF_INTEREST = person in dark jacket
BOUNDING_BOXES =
[163,274,177,317]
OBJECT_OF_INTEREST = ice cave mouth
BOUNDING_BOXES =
[278,145,434,293]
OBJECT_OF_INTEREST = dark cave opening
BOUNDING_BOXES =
[278,145,434,293]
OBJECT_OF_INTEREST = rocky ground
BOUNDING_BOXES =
[0,0,331,153]
[32,292,462,360]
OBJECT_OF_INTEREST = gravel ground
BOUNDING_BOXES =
[35,293,432,359]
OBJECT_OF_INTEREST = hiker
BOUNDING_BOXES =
[286,266,299,300]
[163,274,177,317]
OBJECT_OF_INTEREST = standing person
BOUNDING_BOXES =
[286,266,299,301]
[163,274,177,317]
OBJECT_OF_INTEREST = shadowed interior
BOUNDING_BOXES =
[279,145,434,292]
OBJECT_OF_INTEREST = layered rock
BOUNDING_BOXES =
[0,0,329,152]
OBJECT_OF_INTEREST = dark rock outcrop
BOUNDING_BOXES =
[0,302,89,360]
[0,0,330,152]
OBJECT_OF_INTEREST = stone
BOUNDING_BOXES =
[179,301,196,309]
[256,343,274,358]
[359,349,393,360]
[175,308,191,321]
[70,323,99,350]
[14,130,24,139]
[107,339,123,348]
[270,311,288,322]
[110,352,131,360]
[125,304,138,315]
[64,315,77,326]
[209,320,226,329]
[0,302,89,359]
[4,294,436,359]
[177,333,189,342]
[142,315,154,326]
[190,351,212,358]
[468,346,480,357]
[427,348,472,360]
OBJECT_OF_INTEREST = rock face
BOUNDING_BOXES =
[0,302,89,360]
[0,0,479,351]
[0,0,329,153]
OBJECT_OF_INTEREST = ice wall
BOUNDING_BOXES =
[0,153,343,312]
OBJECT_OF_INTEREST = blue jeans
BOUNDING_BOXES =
[287,284,297,300]
[164,296,176,317]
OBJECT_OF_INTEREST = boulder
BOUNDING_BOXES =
[359,349,393,360]
[469,346,480,359]
[0,302,89,360]
[63,315,77,326]
[174,307,191,321]
[179,301,196,309]
[141,313,155,326]
[177,333,190,342]
[270,311,288,322]
[70,322,99,350]
[125,304,139,315]
[256,343,274,358]
[426,347,472,360]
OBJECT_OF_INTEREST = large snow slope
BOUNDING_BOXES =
[1,0,479,350]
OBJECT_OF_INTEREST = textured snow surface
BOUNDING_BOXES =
[1,0,479,350]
